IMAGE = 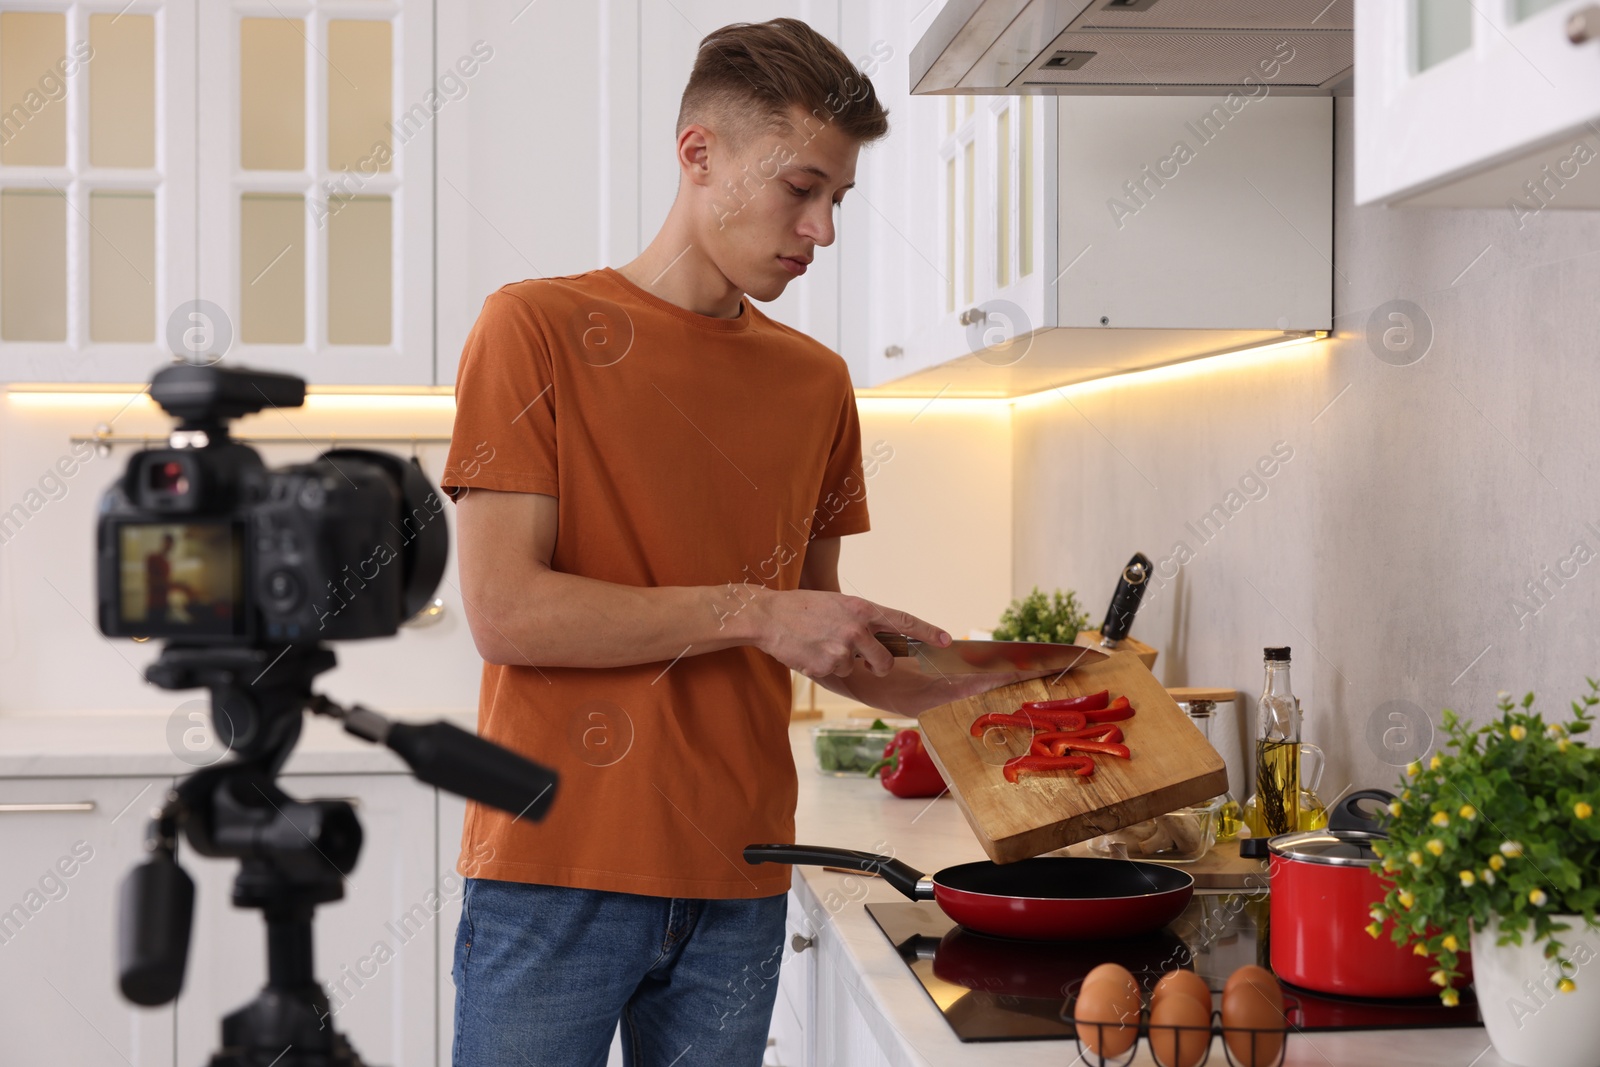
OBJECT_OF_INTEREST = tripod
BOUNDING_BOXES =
[119,643,558,1067]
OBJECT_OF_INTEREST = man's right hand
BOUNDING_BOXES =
[747,589,951,680]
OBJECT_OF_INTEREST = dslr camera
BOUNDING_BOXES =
[95,363,446,644]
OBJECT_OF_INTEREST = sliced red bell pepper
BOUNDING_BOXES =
[1044,723,1125,744]
[968,709,1088,736]
[1003,754,1096,783]
[1033,726,1125,754]
[1029,738,1053,758]
[1017,690,1110,713]
[1083,696,1134,723]
[1045,737,1130,760]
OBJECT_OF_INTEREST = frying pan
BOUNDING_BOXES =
[743,844,1193,941]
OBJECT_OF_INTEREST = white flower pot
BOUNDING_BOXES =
[1472,914,1600,1067]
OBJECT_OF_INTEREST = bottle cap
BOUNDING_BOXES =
[1264,646,1291,662]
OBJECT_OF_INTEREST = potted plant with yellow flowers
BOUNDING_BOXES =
[1369,683,1600,1067]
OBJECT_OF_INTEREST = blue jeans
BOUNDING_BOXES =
[451,877,788,1066]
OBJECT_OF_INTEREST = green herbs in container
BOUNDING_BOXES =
[992,586,1089,644]
[811,717,918,777]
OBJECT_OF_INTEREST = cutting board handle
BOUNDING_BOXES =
[743,843,928,899]
[871,632,912,657]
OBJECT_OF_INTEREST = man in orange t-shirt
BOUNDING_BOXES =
[439,19,1048,1066]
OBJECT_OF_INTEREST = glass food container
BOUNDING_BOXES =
[810,718,919,777]
[1085,795,1223,863]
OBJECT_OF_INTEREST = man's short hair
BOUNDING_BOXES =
[676,18,889,153]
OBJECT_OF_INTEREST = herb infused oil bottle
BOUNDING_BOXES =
[1246,647,1301,836]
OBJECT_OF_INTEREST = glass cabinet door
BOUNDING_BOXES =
[0,3,195,383]
[197,0,433,385]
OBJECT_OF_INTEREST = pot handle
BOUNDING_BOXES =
[1328,789,1397,834]
[743,843,930,900]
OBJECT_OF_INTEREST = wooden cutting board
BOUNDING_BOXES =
[918,648,1230,864]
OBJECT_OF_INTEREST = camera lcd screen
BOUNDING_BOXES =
[117,522,243,637]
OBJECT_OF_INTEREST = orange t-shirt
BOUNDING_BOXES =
[439,267,871,899]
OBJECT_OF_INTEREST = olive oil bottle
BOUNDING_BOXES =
[1245,647,1301,837]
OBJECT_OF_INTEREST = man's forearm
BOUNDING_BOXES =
[466,566,767,668]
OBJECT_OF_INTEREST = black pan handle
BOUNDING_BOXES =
[1328,789,1397,834]
[743,843,930,900]
[1101,553,1152,645]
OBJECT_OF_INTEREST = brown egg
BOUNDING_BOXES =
[1222,966,1286,1067]
[1151,968,1213,1014]
[1149,991,1211,1067]
[1073,963,1141,1057]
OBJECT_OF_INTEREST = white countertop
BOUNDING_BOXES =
[784,722,1513,1067]
[0,709,476,777]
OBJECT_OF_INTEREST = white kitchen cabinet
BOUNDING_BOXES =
[0,4,196,385]
[436,0,852,389]
[841,0,1045,391]
[636,0,845,353]
[841,1,1330,396]
[175,772,438,1066]
[434,0,627,389]
[1356,0,1600,209]
[0,776,176,1067]
[812,929,896,1067]
[766,888,819,1066]
[196,0,436,386]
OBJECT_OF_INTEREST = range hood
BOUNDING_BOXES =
[911,0,1353,96]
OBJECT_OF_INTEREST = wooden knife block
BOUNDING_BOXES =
[1076,630,1157,670]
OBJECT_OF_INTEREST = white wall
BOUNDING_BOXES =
[1013,98,1600,808]
[0,393,1010,716]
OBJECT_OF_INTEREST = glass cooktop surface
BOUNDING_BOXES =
[866,894,1483,1043]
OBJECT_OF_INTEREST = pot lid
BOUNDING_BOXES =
[1267,829,1387,868]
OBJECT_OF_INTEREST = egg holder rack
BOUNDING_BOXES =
[1061,982,1301,1067]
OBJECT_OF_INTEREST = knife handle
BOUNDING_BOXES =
[1101,553,1153,645]
[872,632,913,657]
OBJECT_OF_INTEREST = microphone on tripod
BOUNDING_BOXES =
[116,690,558,1022]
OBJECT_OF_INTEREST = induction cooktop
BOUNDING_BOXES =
[866,895,1483,1043]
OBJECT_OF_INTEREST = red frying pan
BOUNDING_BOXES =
[743,844,1193,941]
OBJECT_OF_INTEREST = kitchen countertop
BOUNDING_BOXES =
[784,722,1515,1067]
[0,710,1516,1065]
[0,709,476,778]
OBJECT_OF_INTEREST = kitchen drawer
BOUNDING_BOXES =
[0,776,177,1067]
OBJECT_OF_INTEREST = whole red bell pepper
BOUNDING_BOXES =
[867,729,946,798]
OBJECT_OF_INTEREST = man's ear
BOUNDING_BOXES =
[677,124,714,189]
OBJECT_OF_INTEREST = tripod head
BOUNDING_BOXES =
[117,642,558,1067]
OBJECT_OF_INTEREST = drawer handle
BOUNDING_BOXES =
[957,307,986,326]
[790,932,816,953]
[883,344,903,359]
[0,801,97,813]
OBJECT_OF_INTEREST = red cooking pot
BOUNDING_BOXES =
[1267,789,1469,998]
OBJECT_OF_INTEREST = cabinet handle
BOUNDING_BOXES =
[883,344,903,359]
[957,307,986,326]
[790,932,816,953]
[1570,6,1600,43]
[0,801,97,813]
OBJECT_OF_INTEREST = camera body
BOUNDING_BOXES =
[95,364,446,645]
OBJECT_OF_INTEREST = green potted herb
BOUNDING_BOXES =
[1369,682,1600,1067]
[991,586,1088,644]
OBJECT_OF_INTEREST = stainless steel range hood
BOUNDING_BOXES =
[911,0,1353,96]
